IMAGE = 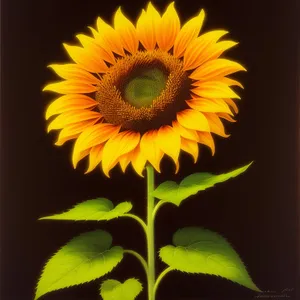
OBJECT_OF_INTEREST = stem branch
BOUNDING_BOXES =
[122,213,147,235]
[124,249,148,277]
[154,267,173,296]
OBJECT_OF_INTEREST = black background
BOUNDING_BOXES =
[1,0,299,299]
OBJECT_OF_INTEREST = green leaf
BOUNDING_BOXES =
[159,227,260,292]
[35,230,123,300]
[100,278,143,300]
[39,198,132,221]
[153,162,252,206]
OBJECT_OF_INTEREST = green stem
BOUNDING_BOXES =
[124,249,148,277]
[122,213,147,235]
[146,165,155,300]
[154,267,173,296]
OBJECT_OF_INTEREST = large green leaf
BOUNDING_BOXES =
[100,278,143,300]
[152,162,252,206]
[39,198,132,221]
[159,227,260,291]
[35,230,123,300]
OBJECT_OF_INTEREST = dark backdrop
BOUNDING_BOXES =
[1,0,299,299]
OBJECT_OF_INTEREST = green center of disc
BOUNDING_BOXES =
[124,68,167,108]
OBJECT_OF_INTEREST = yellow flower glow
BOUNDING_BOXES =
[44,2,246,177]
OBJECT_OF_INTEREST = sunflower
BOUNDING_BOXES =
[44,2,245,177]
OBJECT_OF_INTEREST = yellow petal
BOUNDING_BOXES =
[63,43,108,73]
[224,98,239,114]
[114,8,139,54]
[55,118,101,146]
[203,112,229,137]
[46,94,98,120]
[85,144,104,174]
[72,123,120,167]
[156,2,180,51]
[136,4,160,51]
[217,112,236,122]
[72,148,91,169]
[173,9,205,58]
[47,110,101,132]
[200,40,238,64]
[172,120,199,141]
[190,59,246,81]
[76,34,115,65]
[96,17,125,56]
[43,80,97,94]
[197,131,215,155]
[186,98,233,115]
[48,64,100,84]
[102,131,140,177]
[192,81,241,99]
[183,30,228,70]
[180,137,199,163]
[131,145,147,177]
[177,109,210,132]
[140,130,164,172]
[157,125,181,164]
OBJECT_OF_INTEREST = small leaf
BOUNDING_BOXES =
[39,198,132,221]
[160,227,260,291]
[35,230,123,300]
[100,278,143,300]
[153,162,252,206]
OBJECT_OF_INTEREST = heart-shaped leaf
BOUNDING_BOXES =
[160,227,260,291]
[100,278,143,300]
[39,198,132,221]
[35,230,123,300]
[153,162,252,206]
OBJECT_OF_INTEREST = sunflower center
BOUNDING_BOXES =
[124,68,167,108]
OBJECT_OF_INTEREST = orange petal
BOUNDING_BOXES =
[85,144,104,174]
[102,131,140,177]
[157,125,181,165]
[192,81,241,99]
[114,8,139,54]
[96,17,125,56]
[173,9,205,58]
[217,112,236,122]
[46,94,98,120]
[172,120,199,141]
[63,43,108,73]
[203,112,229,137]
[224,98,239,114]
[183,30,228,70]
[119,148,135,173]
[43,80,97,94]
[156,2,180,52]
[186,98,233,115]
[190,59,246,81]
[47,110,101,132]
[48,64,100,84]
[177,109,210,132]
[136,3,160,51]
[218,77,244,89]
[55,118,101,146]
[131,145,147,177]
[180,137,199,163]
[197,131,215,155]
[76,34,115,65]
[140,130,164,173]
[72,148,91,169]
[72,123,120,167]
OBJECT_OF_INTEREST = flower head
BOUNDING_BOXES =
[44,2,245,177]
